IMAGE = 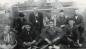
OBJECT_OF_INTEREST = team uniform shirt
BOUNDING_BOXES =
[40,27,64,41]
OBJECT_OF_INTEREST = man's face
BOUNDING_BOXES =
[49,21,54,27]
[68,20,75,26]
[34,8,38,15]
[25,26,31,31]
[60,12,64,17]
[26,27,30,31]
[4,26,10,34]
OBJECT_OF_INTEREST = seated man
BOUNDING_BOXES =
[61,18,81,48]
[16,24,33,49]
[40,20,65,49]
[0,25,17,49]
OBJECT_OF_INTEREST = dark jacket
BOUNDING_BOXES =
[18,28,33,43]
[72,14,84,35]
[12,17,26,34]
[29,12,43,30]
[63,24,79,41]
[56,16,67,27]
[29,12,43,40]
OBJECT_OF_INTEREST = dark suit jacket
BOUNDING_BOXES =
[12,17,26,33]
[56,16,67,27]
[29,12,43,29]
[73,14,84,27]
[63,24,79,41]
[73,14,84,34]
[19,29,33,43]
[29,12,43,41]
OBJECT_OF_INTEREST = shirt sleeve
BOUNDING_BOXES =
[40,28,48,39]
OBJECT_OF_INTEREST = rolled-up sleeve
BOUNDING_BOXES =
[40,28,47,39]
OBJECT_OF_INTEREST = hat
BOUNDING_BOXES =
[19,12,24,17]
[22,25,31,30]
[59,10,64,12]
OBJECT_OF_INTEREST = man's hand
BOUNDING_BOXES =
[53,37,60,42]
[77,40,82,47]
[45,38,51,44]
[23,42,28,45]
[31,40,36,44]
[60,25,65,28]
[67,37,72,42]
[23,42,33,46]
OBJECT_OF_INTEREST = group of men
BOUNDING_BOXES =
[12,8,84,49]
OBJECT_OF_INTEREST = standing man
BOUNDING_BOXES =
[29,7,43,43]
[56,10,68,28]
[73,13,84,44]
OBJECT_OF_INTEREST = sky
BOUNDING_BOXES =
[0,0,86,12]
[73,0,86,12]
[0,0,27,4]
[0,0,27,7]
[59,0,86,12]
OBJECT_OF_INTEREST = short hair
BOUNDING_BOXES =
[59,10,64,12]
[49,20,54,23]
[66,18,75,24]
[22,24,31,30]
[33,7,38,11]
[19,12,24,17]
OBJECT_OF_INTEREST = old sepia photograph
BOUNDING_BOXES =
[0,0,86,49]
